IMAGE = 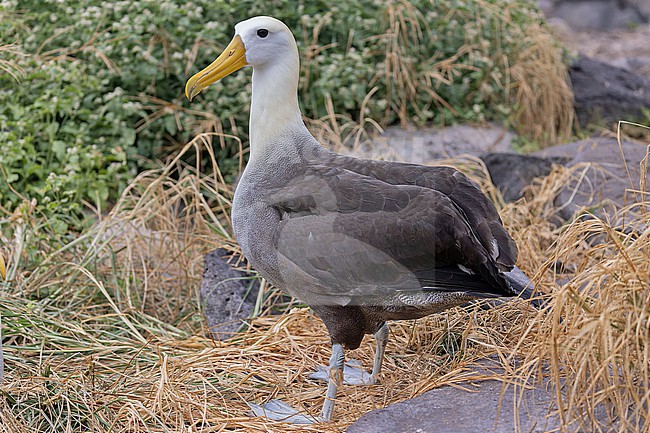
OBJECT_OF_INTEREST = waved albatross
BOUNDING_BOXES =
[186,16,537,423]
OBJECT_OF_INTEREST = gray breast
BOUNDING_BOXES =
[231,180,279,277]
[230,135,323,295]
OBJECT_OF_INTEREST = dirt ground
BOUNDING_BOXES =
[550,20,650,78]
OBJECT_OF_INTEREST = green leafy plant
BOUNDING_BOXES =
[0,0,571,228]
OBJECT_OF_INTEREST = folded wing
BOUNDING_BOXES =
[266,163,519,303]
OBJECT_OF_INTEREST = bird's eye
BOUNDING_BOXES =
[257,29,269,38]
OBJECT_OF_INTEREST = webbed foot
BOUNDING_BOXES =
[309,358,377,385]
[248,399,319,424]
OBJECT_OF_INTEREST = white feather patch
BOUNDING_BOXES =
[490,239,499,261]
[458,264,474,275]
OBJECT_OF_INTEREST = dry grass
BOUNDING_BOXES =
[0,44,24,81]
[381,0,429,125]
[377,0,575,144]
[1,129,649,432]
[521,204,649,433]
[508,24,575,145]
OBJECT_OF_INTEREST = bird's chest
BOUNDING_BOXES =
[231,178,332,303]
[233,186,273,254]
[229,153,335,299]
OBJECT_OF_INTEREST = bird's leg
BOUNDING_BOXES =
[370,322,389,383]
[320,343,344,422]
[310,324,388,388]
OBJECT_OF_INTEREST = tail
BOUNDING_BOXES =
[503,266,545,309]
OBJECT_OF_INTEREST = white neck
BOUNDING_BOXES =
[248,55,314,162]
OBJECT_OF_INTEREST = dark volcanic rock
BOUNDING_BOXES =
[200,248,258,340]
[481,153,569,202]
[569,55,650,125]
[346,355,620,433]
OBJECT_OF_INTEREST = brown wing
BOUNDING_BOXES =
[264,165,516,301]
[329,153,518,271]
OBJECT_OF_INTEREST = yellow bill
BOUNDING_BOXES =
[0,251,5,280]
[185,35,248,101]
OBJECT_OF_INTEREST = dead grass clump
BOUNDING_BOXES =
[500,126,649,432]
[445,147,649,432]
[0,43,25,81]
[2,130,649,432]
[0,141,539,432]
[377,0,575,144]
[514,204,649,432]
[381,0,428,125]
[508,24,575,145]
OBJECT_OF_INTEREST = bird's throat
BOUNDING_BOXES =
[248,61,309,162]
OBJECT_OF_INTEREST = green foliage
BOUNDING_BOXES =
[0,57,134,226]
[0,0,550,227]
[511,135,543,154]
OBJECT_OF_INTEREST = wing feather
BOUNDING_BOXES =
[265,164,515,301]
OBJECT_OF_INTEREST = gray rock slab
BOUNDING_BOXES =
[533,137,649,221]
[346,125,516,163]
[533,136,648,164]
[347,376,562,433]
[569,55,650,125]
[200,248,258,340]
[483,138,648,221]
[347,353,623,433]
[548,0,647,31]
[548,21,650,79]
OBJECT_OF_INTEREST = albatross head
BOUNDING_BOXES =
[185,16,299,101]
